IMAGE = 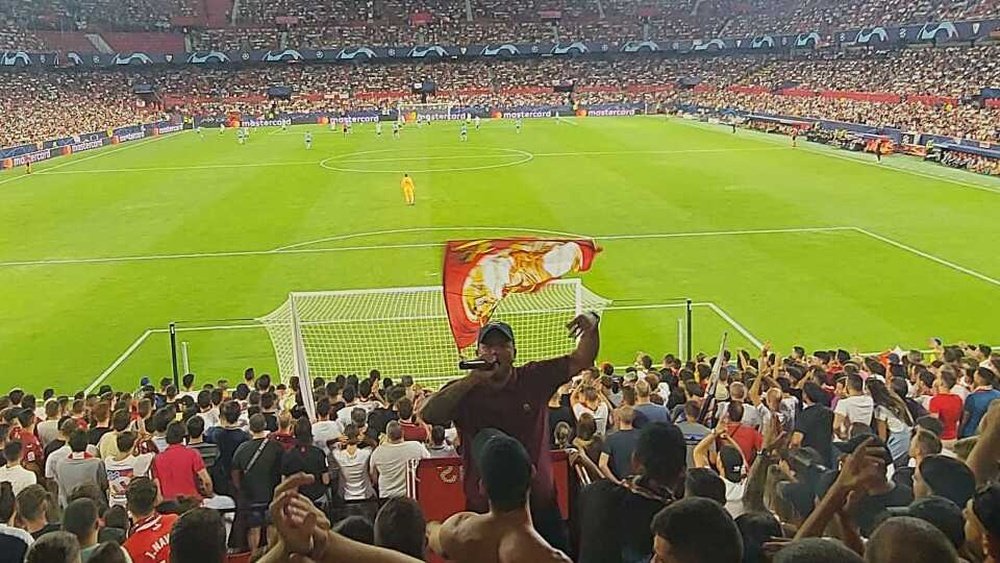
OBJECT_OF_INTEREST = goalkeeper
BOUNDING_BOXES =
[421,312,600,552]
[401,173,415,206]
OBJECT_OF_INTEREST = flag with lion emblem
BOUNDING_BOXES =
[442,238,600,349]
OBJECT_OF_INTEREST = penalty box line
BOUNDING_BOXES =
[0,226,852,268]
[84,301,762,394]
[4,223,993,290]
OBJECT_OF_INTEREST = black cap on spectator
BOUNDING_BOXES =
[886,496,965,550]
[918,455,976,507]
[478,322,514,344]
[972,483,1000,539]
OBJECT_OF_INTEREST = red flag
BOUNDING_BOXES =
[442,238,600,350]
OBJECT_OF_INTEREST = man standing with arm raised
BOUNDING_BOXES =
[420,312,600,554]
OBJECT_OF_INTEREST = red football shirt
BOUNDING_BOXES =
[929,393,964,440]
[13,429,43,470]
[151,444,205,501]
[400,420,428,443]
[124,513,177,563]
[454,356,570,513]
[725,422,764,466]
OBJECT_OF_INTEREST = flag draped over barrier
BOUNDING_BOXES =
[442,238,600,349]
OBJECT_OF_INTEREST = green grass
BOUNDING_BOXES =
[1,116,997,393]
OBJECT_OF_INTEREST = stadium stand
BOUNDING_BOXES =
[3,46,999,150]
[102,31,186,53]
[1,339,999,562]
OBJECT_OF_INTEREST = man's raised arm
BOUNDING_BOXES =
[419,375,483,427]
[567,312,600,376]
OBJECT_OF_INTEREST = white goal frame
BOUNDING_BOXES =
[257,279,611,390]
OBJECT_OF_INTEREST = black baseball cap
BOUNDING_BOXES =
[478,322,514,345]
[886,496,965,549]
[972,484,1000,538]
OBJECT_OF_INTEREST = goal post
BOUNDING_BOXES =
[396,102,457,123]
[257,280,612,390]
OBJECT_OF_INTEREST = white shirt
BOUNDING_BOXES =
[370,441,429,498]
[105,454,154,507]
[336,403,363,428]
[331,446,375,501]
[427,444,457,458]
[0,464,37,495]
[951,384,970,401]
[36,420,60,447]
[45,443,99,479]
[197,408,220,429]
[834,395,874,427]
[874,406,910,434]
[724,478,746,518]
[312,420,343,455]
[573,403,610,436]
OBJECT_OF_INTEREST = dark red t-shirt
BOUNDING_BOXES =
[399,420,428,443]
[454,356,570,513]
[929,393,963,440]
[151,444,205,501]
[13,429,43,470]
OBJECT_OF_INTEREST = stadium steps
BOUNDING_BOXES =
[86,33,114,53]
[35,31,98,53]
[103,32,185,53]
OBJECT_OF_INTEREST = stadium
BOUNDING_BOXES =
[0,0,999,562]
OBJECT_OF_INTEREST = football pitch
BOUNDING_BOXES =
[1,116,998,393]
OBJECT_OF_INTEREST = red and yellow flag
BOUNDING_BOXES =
[442,238,600,349]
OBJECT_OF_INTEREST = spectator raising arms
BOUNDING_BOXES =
[421,314,600,553]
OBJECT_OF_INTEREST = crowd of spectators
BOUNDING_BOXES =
[1,0,999,52]
[683,89,1000,144]
[0,69,152,149]
[0,0,200,32]
[4,47,1000,149]
[741,45,1000,98]
[0,25,42,49]
[0,323,999,563]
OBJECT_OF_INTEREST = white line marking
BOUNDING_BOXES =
[275,226,592,251]
[335,154,525,164]
[22,146,791,176]
[0,226,848,268]
[530,147,788,157]
[600,226,852,241]
[37,161,321,174]
[86,329,153,394]
[0,133,175,186]
[554,116,579,126]
[706,302,765,349]
[851,227,1000,287]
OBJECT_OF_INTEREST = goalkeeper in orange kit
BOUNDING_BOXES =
[401,173,415,205]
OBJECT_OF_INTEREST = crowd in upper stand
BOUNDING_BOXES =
[1,0,999,50]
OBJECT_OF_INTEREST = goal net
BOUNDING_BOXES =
[397,102,456,123]
[257,280,612,390]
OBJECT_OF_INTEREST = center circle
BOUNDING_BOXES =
[319,147,534,173]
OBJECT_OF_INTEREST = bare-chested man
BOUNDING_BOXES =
[427,429,571,563]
